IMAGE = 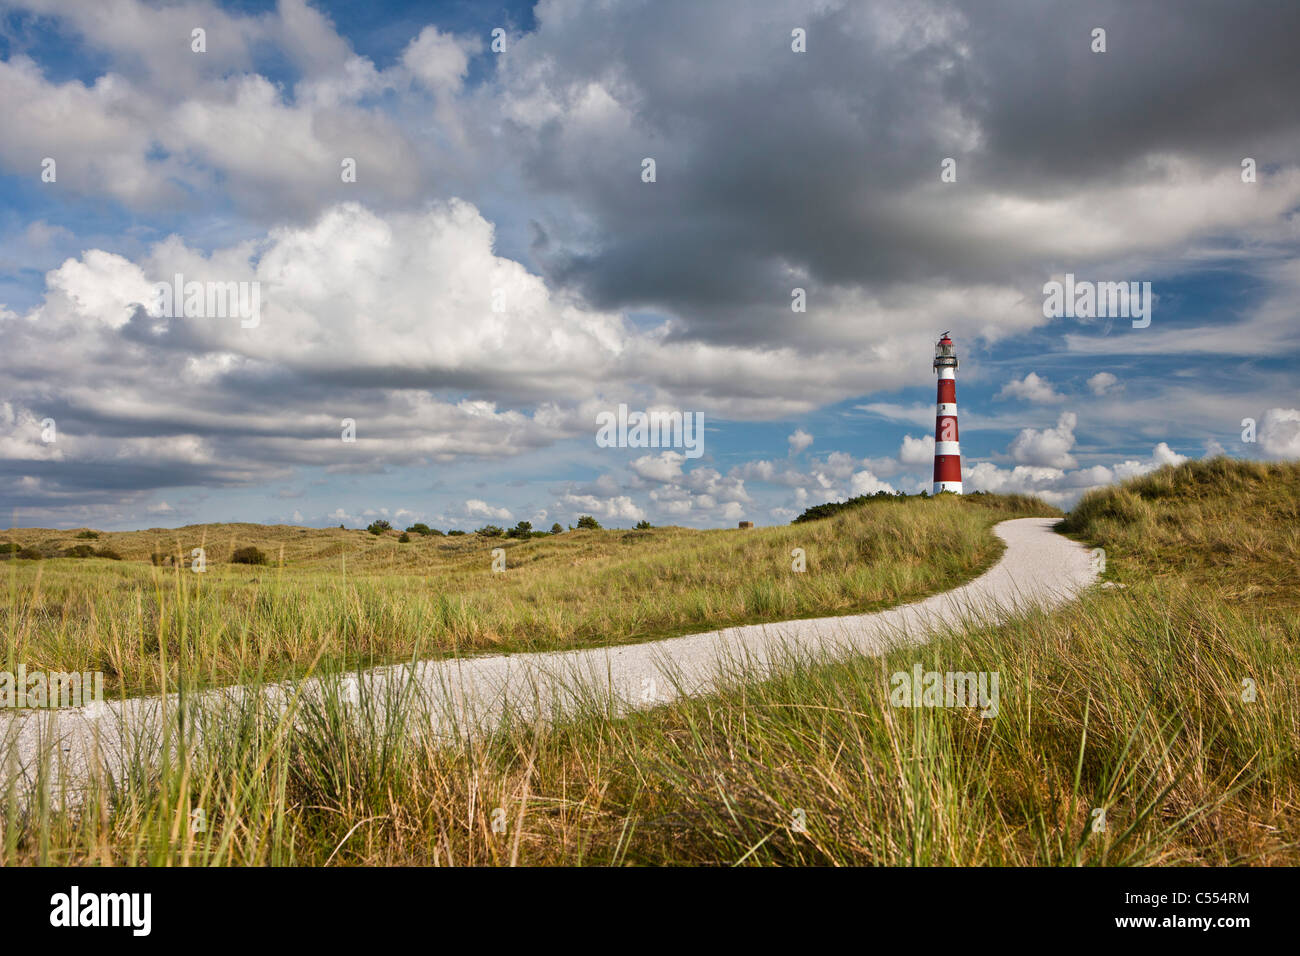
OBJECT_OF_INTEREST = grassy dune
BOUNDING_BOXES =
[1,494,1052,696]
[5,461,1296,866]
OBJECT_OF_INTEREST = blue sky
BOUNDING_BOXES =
[1,0,1298,531]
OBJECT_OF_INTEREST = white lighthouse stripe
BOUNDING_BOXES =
[932,481,964,494]
[935,441,961,456]
[936,403,957,415]
[937,367,955,381]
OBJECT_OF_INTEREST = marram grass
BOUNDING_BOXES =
[1,494,1049,696]
[3,464,1297,865]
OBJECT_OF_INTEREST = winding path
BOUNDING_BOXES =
[2,517,1097,798]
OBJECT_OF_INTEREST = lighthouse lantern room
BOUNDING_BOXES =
[932,332,964,495]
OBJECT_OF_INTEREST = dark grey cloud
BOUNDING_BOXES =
[958,0,1300,182]
[498,0,1300,338]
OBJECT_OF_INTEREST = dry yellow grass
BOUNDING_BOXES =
[8,463,1290,867]
[0,494,1053,695]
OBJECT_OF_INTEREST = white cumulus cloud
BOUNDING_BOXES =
[899,433,935,465]
[1008,411,1078,468]
[788,428,814,455]
[997,372,1064,403]
[630,451,686,482]
[1087,371,1121,395]
[464,499,512,521]
[1259,407,1300,458]
[850,470,895,496]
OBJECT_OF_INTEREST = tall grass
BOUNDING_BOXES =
[1,495,1051,695]
[3,461,1296,865]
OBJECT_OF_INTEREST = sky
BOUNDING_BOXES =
[1,0,1298,532]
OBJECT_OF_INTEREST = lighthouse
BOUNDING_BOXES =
[932,332,963,494]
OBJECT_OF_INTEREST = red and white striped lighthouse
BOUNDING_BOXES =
[932,332,963,494]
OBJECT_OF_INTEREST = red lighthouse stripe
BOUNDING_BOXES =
[933,360,961,487]
[936,414,959,442]
[934,454,962,482]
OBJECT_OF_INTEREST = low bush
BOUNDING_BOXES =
[231,546,269,566]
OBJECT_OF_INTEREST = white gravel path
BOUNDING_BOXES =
[1,517,1096,800]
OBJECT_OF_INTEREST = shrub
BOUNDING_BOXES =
[75,530,100,539]
[231,546,268,566]
[367,520,393,535]
[550,523,563,534]
[17,547,42,560]
[635,520,652,530]
[447,530,466,536]
[506,521,532,539]
[576,515,601,530]
[94,548,122,560]
[405,523,431,536]
[398,532,411,543]
[475,524,504,538]
[793,492,910,523]
[63,544,98,558]
[0,542,18,554]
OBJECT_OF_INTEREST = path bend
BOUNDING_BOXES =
[2,517,1097,796]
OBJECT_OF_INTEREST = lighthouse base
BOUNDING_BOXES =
[932,481,964,495]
